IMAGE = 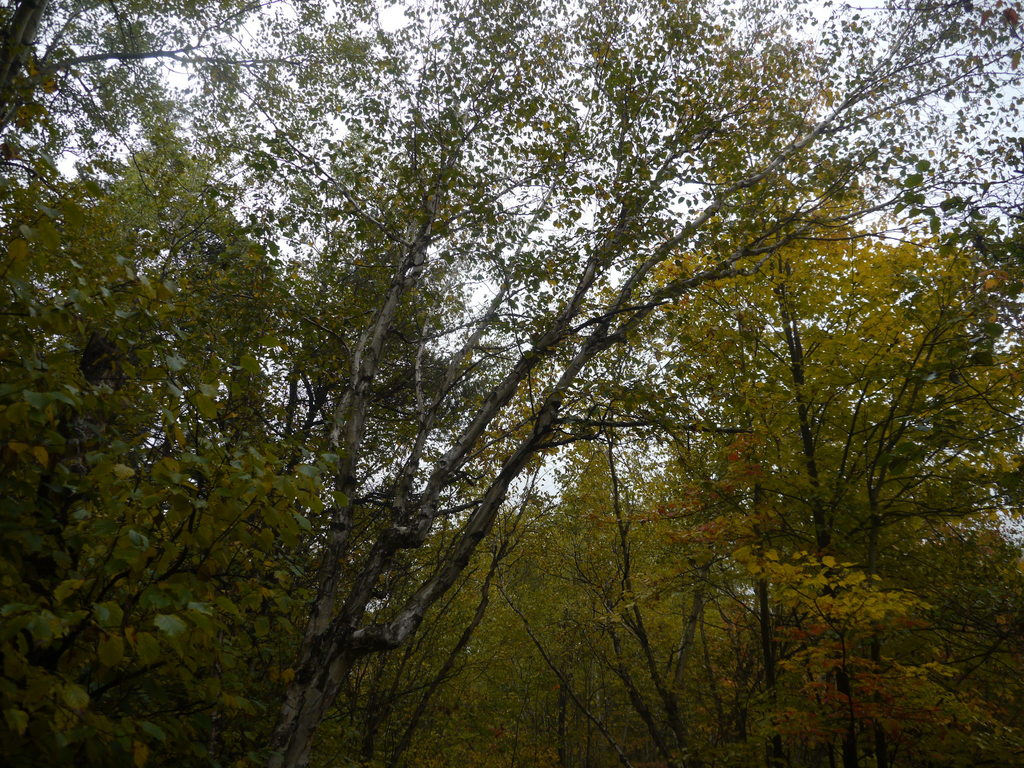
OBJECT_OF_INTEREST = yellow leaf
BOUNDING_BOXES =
[98,635,124,667]
[4,708,29,736]
[821,555,837,568]
[7,441,28,454]
[32,445,48,467]
[53,578,84,604]
[113,463,135,480]
[133,740,150,767]
[7,238,28,262]
[61,683,89,710]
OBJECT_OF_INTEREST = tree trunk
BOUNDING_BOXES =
[0,0,48,126]
[835,666,859,768]
[266,639,354,768]
[757,577,785,767]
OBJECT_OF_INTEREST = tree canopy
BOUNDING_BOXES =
[1,1,1022,767]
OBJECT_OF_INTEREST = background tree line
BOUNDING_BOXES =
[1,0,1022,767]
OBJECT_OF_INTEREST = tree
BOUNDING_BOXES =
[261,2,1024,763]
[443,228,1022,768]
[2,0,1022,766]
[662,231,1020,766]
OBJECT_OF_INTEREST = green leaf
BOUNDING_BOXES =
[982,322,1004,339]
[135,632,161,665]
[194,394,218,419]
[23,391,55,410]
[239,354,261,374]
[61,201,85,228]
[153,614,187,637]
[94,601,124,627]
[970,349,995,366]
[98,634,124,667]
[36,220,60,250]
[139,721,166,742]
[53,579,85,604]
[27,611,60,642]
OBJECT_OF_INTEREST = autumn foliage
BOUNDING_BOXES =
[1,1,1023,767]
